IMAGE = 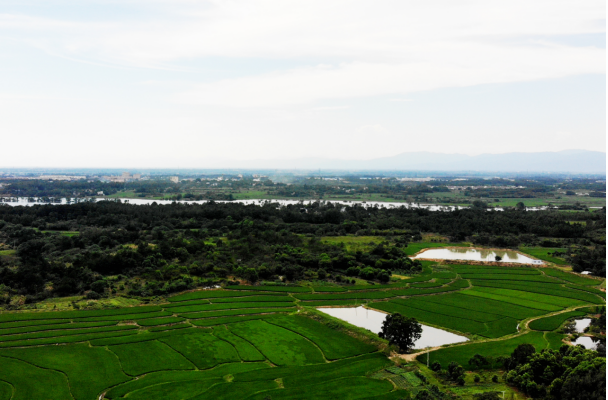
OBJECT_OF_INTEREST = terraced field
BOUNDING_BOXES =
[0,288,404,400]
[0,262,603,399]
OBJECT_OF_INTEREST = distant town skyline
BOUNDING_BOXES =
[1,0,605,168]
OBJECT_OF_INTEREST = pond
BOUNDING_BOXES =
[412,248,540,264]
[574,318,592,333]
[571,336,604,350]
[318,306,468,349]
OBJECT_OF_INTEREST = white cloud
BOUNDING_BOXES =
[173,44,604,106]
[2,1,602,105]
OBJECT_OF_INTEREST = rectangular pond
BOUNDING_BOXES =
[318,306,468,349]
[412,248,541,264]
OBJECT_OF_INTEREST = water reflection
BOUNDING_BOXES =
[318,306,468,349]
[572,336,604,350]
[574,318,592,333]
[412,248,539,264]
[1,197,464,211]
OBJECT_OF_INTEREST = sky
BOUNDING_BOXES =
[1,0,605,168]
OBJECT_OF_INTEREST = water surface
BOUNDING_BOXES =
[572,336,602,350]
[1,197,463,211]
[574,318,592,333]
[318,306,468,349]
[412,248,538,264]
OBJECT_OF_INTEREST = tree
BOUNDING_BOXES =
[494,255,502,262]
[448,361,465,380]
[469,354,490,369]
[430,361,441,372]
[506,343,535,370]
[378,313,422,353]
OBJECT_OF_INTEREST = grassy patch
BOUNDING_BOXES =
[266,314,377,360]
[160,331,241,369]
[109,340,195,375]
[0,356,73,400]
[519,247,568,265]
[529,310,588,331]
[0,343,130,400]
[229,319,326,366]
[421,331,548,369]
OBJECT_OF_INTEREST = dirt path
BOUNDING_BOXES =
[392,304,597,363]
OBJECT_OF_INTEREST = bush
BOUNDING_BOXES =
[431,361,441,372]
[86,291,101,300]
[456,375,465,386]
[474,374,481,383]
[492,374,498,383]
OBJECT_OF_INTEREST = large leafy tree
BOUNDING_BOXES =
[378,313,422,353]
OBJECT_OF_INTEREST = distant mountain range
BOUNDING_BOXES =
[225,150,606,173]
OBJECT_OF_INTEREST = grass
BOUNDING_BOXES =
[459,290,565,312]
[168,301,295,314]
[418,293,546,320]
[212,325,265,361]
[543,268,603,286]
[160,330,241,369]
[105,363,270,399]
[109,340,195,375]
[0,382,10,400]
[320,236,385,252]
[0,324,137,343]
[247,376,394,400]
[189,313,289,327]
[0,343,130,400]
[167,290,285,302]
[370,300,489,337]
[528,310,588,331]
[471,280,604,304]
[229,319,326,366]
[136,316,185,326]
[267,314,377,360]
[226,285,313,293]
[0,356,73,400]
[182,307,296,320]
[519,247,568,265]
[0,304,163,323]
[421,331,548,369]
[120,378,222,400]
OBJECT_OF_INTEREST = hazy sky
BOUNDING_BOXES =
[1,0,605,168]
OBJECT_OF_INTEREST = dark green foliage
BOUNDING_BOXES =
[505,345,606,400]
[378,313,422,353]
[431,361,441,371]
[448,361,465,381]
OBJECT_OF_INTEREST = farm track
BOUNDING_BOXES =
[396,303,598,363]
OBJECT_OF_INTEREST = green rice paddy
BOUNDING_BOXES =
[0,259,603,399]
